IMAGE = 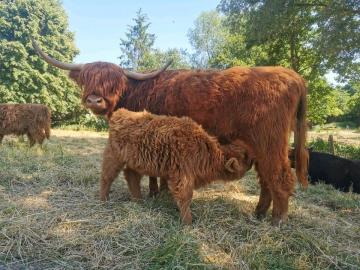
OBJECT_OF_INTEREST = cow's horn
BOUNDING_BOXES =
[123,60,173,80]
[31,37,83,71]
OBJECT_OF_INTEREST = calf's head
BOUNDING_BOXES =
[221,140,254,180]
[31,38,171,117]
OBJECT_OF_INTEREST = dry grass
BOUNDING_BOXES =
[308,129,360,146]
[0,129,359,269]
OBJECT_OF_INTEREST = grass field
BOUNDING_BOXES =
[0,129,359,269]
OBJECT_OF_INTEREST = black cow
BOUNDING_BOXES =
[289,148,360,193]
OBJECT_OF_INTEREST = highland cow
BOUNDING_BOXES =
[100,109,254,224]
[0,104,51,146]
[33,39,308,225]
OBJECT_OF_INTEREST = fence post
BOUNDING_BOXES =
[328,134,335,154]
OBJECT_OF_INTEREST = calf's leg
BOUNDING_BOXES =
[160,177,169,192]
[100,144,124,201]
[167,175,194,225]
[148,177,159,197]
[0,135,3,144]
[124,168,143,200]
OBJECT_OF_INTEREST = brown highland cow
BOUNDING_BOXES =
[33,39,308,225]
[100,108,254,224]
[0,104,51,146]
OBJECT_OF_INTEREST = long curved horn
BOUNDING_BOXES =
[31,37,83,71]
[123,60,173,80]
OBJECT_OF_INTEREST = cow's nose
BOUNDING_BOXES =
[86,96,104,105]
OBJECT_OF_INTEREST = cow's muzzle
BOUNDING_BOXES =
[85,95,107,114]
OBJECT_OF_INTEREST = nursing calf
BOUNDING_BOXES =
[0,104,51,146]
[100,109,254,224]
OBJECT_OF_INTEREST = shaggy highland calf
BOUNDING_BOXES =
[289,148,360,193]
[0,104,51,146]
[100,109,254,224]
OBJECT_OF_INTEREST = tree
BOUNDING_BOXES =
[217,0,359,125]
[119,8,156,70]
[315,0,360,81]
[119,9,190,71]
[307,79,345,125]
[218,0,359,81]
[0,0,82,123]
[141,48,191,71]
[187,11,227,68]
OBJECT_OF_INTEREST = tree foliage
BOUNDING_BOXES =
[119,8,156,70]
[119,9,190,71]
[214,0,359,125]
[187,11,227,68]
[218,0,359,81]
[140,48,191,71]
[0,0,82,124]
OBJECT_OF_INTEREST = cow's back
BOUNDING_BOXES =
[123,66,306,152]
[308,152,353,191]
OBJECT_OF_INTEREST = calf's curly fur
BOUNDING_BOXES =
[0,104,51,146]
[100,109,254,224]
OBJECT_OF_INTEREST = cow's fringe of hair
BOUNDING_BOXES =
[70,62,127,115]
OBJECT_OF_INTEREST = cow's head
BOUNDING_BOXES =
[31,39,171,117]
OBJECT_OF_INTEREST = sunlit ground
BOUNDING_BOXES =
[0,129,359,269]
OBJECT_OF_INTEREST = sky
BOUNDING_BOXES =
[62,0,219,64]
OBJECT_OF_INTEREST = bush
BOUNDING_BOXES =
[309,138,360,160]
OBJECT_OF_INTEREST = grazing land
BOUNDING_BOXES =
[0,129,359,269]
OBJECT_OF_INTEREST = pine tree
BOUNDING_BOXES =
[119,9,156,70]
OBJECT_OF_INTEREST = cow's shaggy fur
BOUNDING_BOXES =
[0,104,51,146]
[100,109,254,224]
[34,41,309,224]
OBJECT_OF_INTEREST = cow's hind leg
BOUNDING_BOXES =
[148,177,159,197]
[100,144,124,201]
[255,157,295,225]
[254,177,272,219]
[124,168,143,200]
[0,134,3,144]
[27,132,36,147]
[270,164,295,225]
[35,130,46,146]
[167,175,194,225]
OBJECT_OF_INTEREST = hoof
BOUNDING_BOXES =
[271,216,287,227]
[254,210,267,220]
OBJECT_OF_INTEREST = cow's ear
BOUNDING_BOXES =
[225,158,242,173]
[69,70,81,84]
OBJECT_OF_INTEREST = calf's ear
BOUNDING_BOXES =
[225,157,242,173]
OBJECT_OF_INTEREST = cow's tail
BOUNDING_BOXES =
[294,82,309,188]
